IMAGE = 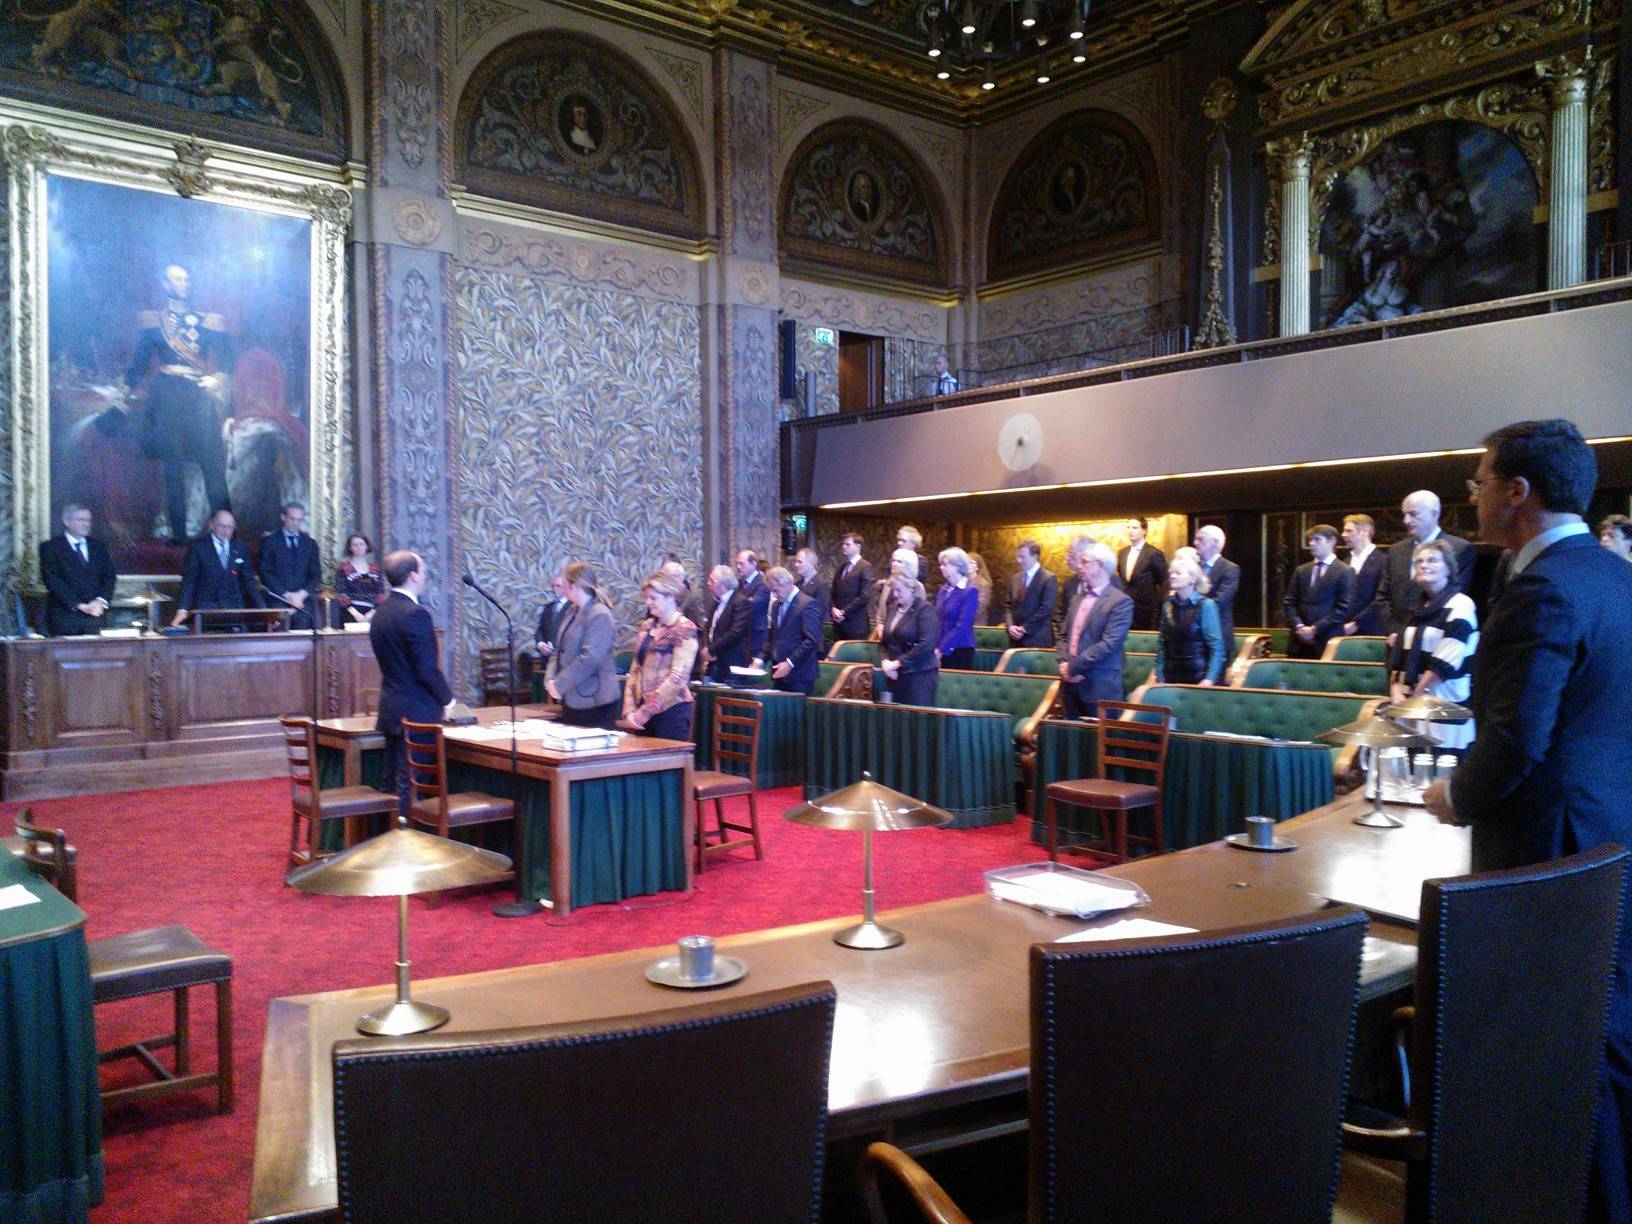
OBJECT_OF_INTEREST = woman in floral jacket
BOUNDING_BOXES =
[622,569,700,740]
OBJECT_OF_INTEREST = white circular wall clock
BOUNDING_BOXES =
[997,412,1044,471]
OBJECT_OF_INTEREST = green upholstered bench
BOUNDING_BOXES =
[828,639,880,665]
[995,648,1153,698]
[1124,630,1159,652]
[1323,635,1390,663]
[1124,652,1156,693]
[1238,627,1291,656]
[817,660,866,697]
[613,649,634,676]
[1239,658,1388,696]
[931,669,1060,746]
[974,626,1012,650]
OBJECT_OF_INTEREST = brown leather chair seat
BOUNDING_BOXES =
[88,924,233,1114]
[1046,778,1159,808]
[281,717,398,869]
[693,770,752,801]
[409,791,512,829]
[306,785,402,819]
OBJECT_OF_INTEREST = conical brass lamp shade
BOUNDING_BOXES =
[785,773,950,950]
[1317,713,1436,750]
[286,824,512,896]
[286,823,513,1036]
[1381,695,1473,723]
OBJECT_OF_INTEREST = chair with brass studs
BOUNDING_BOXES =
[691,695,764,870]
[1044,701,1171,865]
[280,716,398,869]
[8,809,79,902]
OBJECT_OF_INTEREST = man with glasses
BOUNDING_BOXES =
[1426,419,1632,1222]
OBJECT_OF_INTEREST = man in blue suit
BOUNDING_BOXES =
[734,548,773,664]
[370,550,456,815]
[258,501,323,629]
[701,565,754,683]
[172,508,265,627]
[1006,539,1057,648]
[1056,541,1134,719]
[1427,419,1632,1223]
[765,567,823,694]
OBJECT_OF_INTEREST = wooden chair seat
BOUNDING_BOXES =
[88,924,233,1115]
[282,717,398,869]
[1046,778,1159,809]
[409,791,514,829]
[7,812,79,901]
[693,770,754,801]
[306,786,401,820]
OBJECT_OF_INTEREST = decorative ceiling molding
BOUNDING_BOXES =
[777,88,831,147]
[650,47,708,125]
[457,0,528,60]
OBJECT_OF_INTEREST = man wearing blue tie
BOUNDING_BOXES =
[765,567,823,694]
[259,502,323,629]
[173,508,265,627]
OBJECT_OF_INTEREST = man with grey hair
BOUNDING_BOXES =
[765,566,823,694]
[39,502,117,635]
[792,547,830,626]
[1370,489,1473,641]
[1054,533,1095,640]
[1193,525,1239,660]
[661,559,711,631]
[700,563,751,683]
[1057,540,1133,718]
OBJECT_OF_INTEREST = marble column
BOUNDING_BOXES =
[1270,135,1314,337]
[1538,53,1593,291]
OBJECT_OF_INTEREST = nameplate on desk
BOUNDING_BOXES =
[98,628,141,638]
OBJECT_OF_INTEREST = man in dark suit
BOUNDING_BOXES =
[1193,524,1240,662]
[172,508,265,628]
[1283,524,1354,659]
[700,565,754,683]
[1056,541,1134,719]
[258,501,323,630]
[39,503,117,636]
[1338,514,1388,636]
[1006,538,1057,648]
[831,534,874,642]
[765,567,824,694]
[1117,517,1169,630]
[1370,489,1474,640]
[534,572,570,657]
[733,549,772,665]
[1425,420,1632,1222]
[370,550,456,815]
[792,548,830,627]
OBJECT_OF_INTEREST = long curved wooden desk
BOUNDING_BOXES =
[249,795,1468,1223]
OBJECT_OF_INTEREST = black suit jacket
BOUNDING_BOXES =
[1283,558,1354,655]
[1372,532,1473,636]
[1116,544,1168,626]
[1342,549,1388,635]
[1006,568,1057,647]
[796,577,831,625]
[39,534,117,636]
[880,601,939,674]
[369,590,452,736]
[258,531,321,598]
[832,558,874,638]
[178,534,265,613]
[535,597,570,650]
[739,575,772,659]
[706,585,757,681]
[768,591,824,692]
[1199,555,1240,655]
[1452,532,1632,871]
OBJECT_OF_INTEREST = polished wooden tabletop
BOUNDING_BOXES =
[314,705,695,766]
[249,794,1467,1223]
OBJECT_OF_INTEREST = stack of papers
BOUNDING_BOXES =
[539,725,621,753]
[987,866,1147,919]
[1054,918,1198,943]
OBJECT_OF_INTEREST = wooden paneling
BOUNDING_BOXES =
[170,641,314,735]
[50,644,147,746]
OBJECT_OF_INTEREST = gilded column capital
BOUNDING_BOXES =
[1536,51,1593,107]
[1266,133,1315,178]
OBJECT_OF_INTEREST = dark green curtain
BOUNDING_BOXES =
[691,687,805,788]
[804,700,1014,827]
[0,857,103,1221]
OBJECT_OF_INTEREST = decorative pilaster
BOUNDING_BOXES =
[1269,134,1313,337]
[1538,52,1593,290]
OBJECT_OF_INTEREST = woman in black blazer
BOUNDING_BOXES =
[878,576,939,707]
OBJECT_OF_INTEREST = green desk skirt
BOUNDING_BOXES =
[1030,719,1334,849]
[804,699,1014,828]
[0,855,103,1222]
[691,686,805,789]
[313,744,685,907]
[315,744,392,852]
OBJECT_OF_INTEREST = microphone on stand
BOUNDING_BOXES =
[461,573,539,918]
[263,588,320,725]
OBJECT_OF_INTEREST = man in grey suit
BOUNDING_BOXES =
[1193,525,1239,662]
[1370,489,1474,641]
[1056,541,1134,719]
[1005,539,1057,648]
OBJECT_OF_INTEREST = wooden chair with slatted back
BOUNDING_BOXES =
[399,720,516,893]
[281,717,399,870]
[691,695,763,871]
[479,647,528,707]
[10,809,78,902]
[1044,700,1171,864]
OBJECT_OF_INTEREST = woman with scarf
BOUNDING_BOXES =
[1388,537,1478,752]
[621,569,699,740]
[1153,556,1224,685]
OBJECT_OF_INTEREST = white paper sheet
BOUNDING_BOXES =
[1054,918,1198,943]
[0,883,42,910]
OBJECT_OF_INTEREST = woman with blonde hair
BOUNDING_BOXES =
[934,547,979,670]
[545,561,619,728]
[622,569,699,739]
[1153,555,1224,685]
[968,551,995,623]
[879,575,939,706]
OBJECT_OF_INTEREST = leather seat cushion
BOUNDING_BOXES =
[89,924,232,1002]
[1047,779,1160,809]
[409,792,514,827]
[694,770,753,800]
[312,786,400,819]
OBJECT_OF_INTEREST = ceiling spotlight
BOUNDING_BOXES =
[927,20,943,56]
[1072,48,1087,62]
[960,0,977,35]
[1019,0,1039,28]
[937,67,952,78]
[1069,18,1084,38]
[1036,51,1051,83]
[982,59,996,89]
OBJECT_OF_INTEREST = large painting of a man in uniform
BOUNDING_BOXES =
[46,175,311,577]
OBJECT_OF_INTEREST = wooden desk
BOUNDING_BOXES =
[313,707,695,918]
[249,795,1468,1224]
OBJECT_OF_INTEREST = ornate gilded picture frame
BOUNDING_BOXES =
[3,118,350,588]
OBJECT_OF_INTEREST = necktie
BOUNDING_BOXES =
[1315,561,1327,585]
[1070,591,1098,654]
[773,601,784,632]
[217,539,230,570]
[75,539,87,564]
[287,533,297,550]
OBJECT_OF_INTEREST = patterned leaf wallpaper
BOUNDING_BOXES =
[0,183,11,592]
[451,265,703,687]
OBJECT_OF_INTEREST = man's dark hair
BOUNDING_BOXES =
[1018,538,1041,559]
[1343,513,1375,532]
[383,550,420,588]
[842,532,864,547]
[1483,419,1597,515]
[282,501,306,515]
[1599,514,1632,544]
[1306,523,1339,542]
[1128,516,1149,532]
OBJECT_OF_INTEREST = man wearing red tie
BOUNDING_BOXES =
[1284,524,1355,659]
[830,534,874,642]
[1056,542,1134,719]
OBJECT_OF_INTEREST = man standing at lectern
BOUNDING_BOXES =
[258,502,322,630]
[173,509,264,627]
[371,550,457,816]
[39,503,117,636]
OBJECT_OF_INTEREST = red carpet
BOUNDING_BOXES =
[6,779,1045,1223]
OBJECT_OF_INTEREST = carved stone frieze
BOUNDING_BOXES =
[780,282,943,341]
[777,89,831,147]
[394,197,443,246]
[385,0,436,173]
[910,126,957,179]
[384,261,449,613]
[461,227,691,300]
[166,137,211,199]
[1195,165,1238,348]
[1202,76,1241,121]
[980,257,1169,337]
[728,58,774,257]
[1588,50,1616,193]
[650,48,707,126]
[459,0,526,59]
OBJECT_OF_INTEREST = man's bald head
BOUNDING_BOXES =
[1401,490,1442,541]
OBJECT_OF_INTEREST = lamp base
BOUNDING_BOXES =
[1352,809,1405,829]
[356,998,450,1036]
[491,899,545,918]
[834,920,905,950]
